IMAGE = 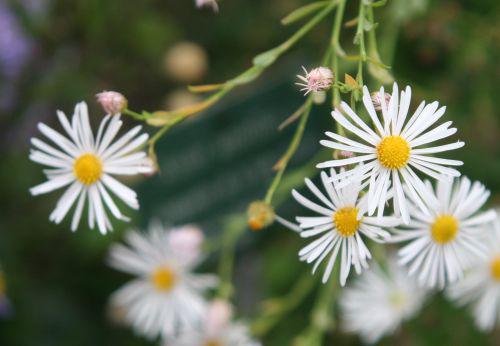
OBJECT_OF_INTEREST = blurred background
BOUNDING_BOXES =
[0,0,499,345]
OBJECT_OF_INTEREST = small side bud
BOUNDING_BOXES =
[96,91,128,115]
[247,201,275,231]
[140,156,159,177]
[195,0,219,12]
[333,150,354,160]
[371,91,391,111]
[296,66,334,96]
[206,300,233,335]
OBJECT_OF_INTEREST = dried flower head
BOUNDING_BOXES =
[370,91,391,111]
[296,66,334,95]
[247,201,275,231]
[195,0,219,12]
[96,91,128,115]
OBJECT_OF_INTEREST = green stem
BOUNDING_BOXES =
[330,0,346,109]
[264,98,313,205]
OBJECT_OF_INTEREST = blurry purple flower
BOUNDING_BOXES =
[0,296,12,319]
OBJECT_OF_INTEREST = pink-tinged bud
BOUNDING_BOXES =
[371,91,391,111]
[205,300,233,336]
[195,0,219,12]
[169,225,204,263]
[140,156,158,177]
[96,91,128,115]
[296,66,334,96]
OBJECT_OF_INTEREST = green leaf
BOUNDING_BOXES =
[280,1,330,26]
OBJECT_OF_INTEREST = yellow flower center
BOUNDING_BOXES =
[151,267,176,291]
[376,135,411,170]
[73,153,102,185]
[490,256,500,281]
[205,340,222,346]
[333,207,361,237]
[431,215,459,244]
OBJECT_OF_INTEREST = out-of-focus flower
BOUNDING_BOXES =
[166,299,260,346]
[318,83,465,224]
[164,89,202,110]
[29,102,152,234]
[96,91,128,115]
[108,221,217,339]
[0,269,12,319]
[446,211,500,331]
[247,201,275,231]
[370,91,391,111]
[340,256,427,344]
[163,42,208,83]
[0,1,34,110]
[195,0,219,12]
[289,169,399,286]
[296,66,333,95]
[391,177,497,289]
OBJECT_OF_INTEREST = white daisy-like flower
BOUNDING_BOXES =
[166,299,261,346]
[108,222,217,340]
[318,83,465,223]
[446,211,500,331]
[391,176,497,289]
[29,102,152,234]
[291,169,400,286]
[340,256,427,344]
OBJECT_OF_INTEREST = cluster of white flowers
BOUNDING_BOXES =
[286,82,499,342]
[109,222,260,345]
[28,95,260,345]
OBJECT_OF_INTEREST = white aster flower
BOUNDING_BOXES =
[29,102,152,234]
[318,83,465,223]
[166,299,260,346]
[292,169,400,286]
[391,176,497,289]
[340,256,427,344]
[446,211,500,331]
[108,222,217,340]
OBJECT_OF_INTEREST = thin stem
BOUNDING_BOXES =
[330,0,346,109]
[264,98,313,205]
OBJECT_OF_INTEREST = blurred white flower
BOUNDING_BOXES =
[318,82,465,224]
[29,102,151,234]
[340,256,427,344]
[446,211,500,331]
[391,176,497,289]
[291,169,400,286]
[296,66,334,95]
[195,0,219,12]
[166,299,260,346]
[96,91,128,115]
[108,221,217,340]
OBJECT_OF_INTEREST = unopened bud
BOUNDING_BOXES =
[195,0,219,12]
[140,156,159,176]
[96,91,128,115]
[371,91,391,111]
[296,66,334,96]
[169,225,204,263]
[206,300,232,335]
[247,201,275,231]
[334,150,354,160]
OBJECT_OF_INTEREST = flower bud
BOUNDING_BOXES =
[96,91,128,115]
[169,225,204,263]
[195,0,219,12]
[296,66,334,96]
[206,300,232,336]
[247,201,275,231]
[140,156,159,177]
[370,91,391,111]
